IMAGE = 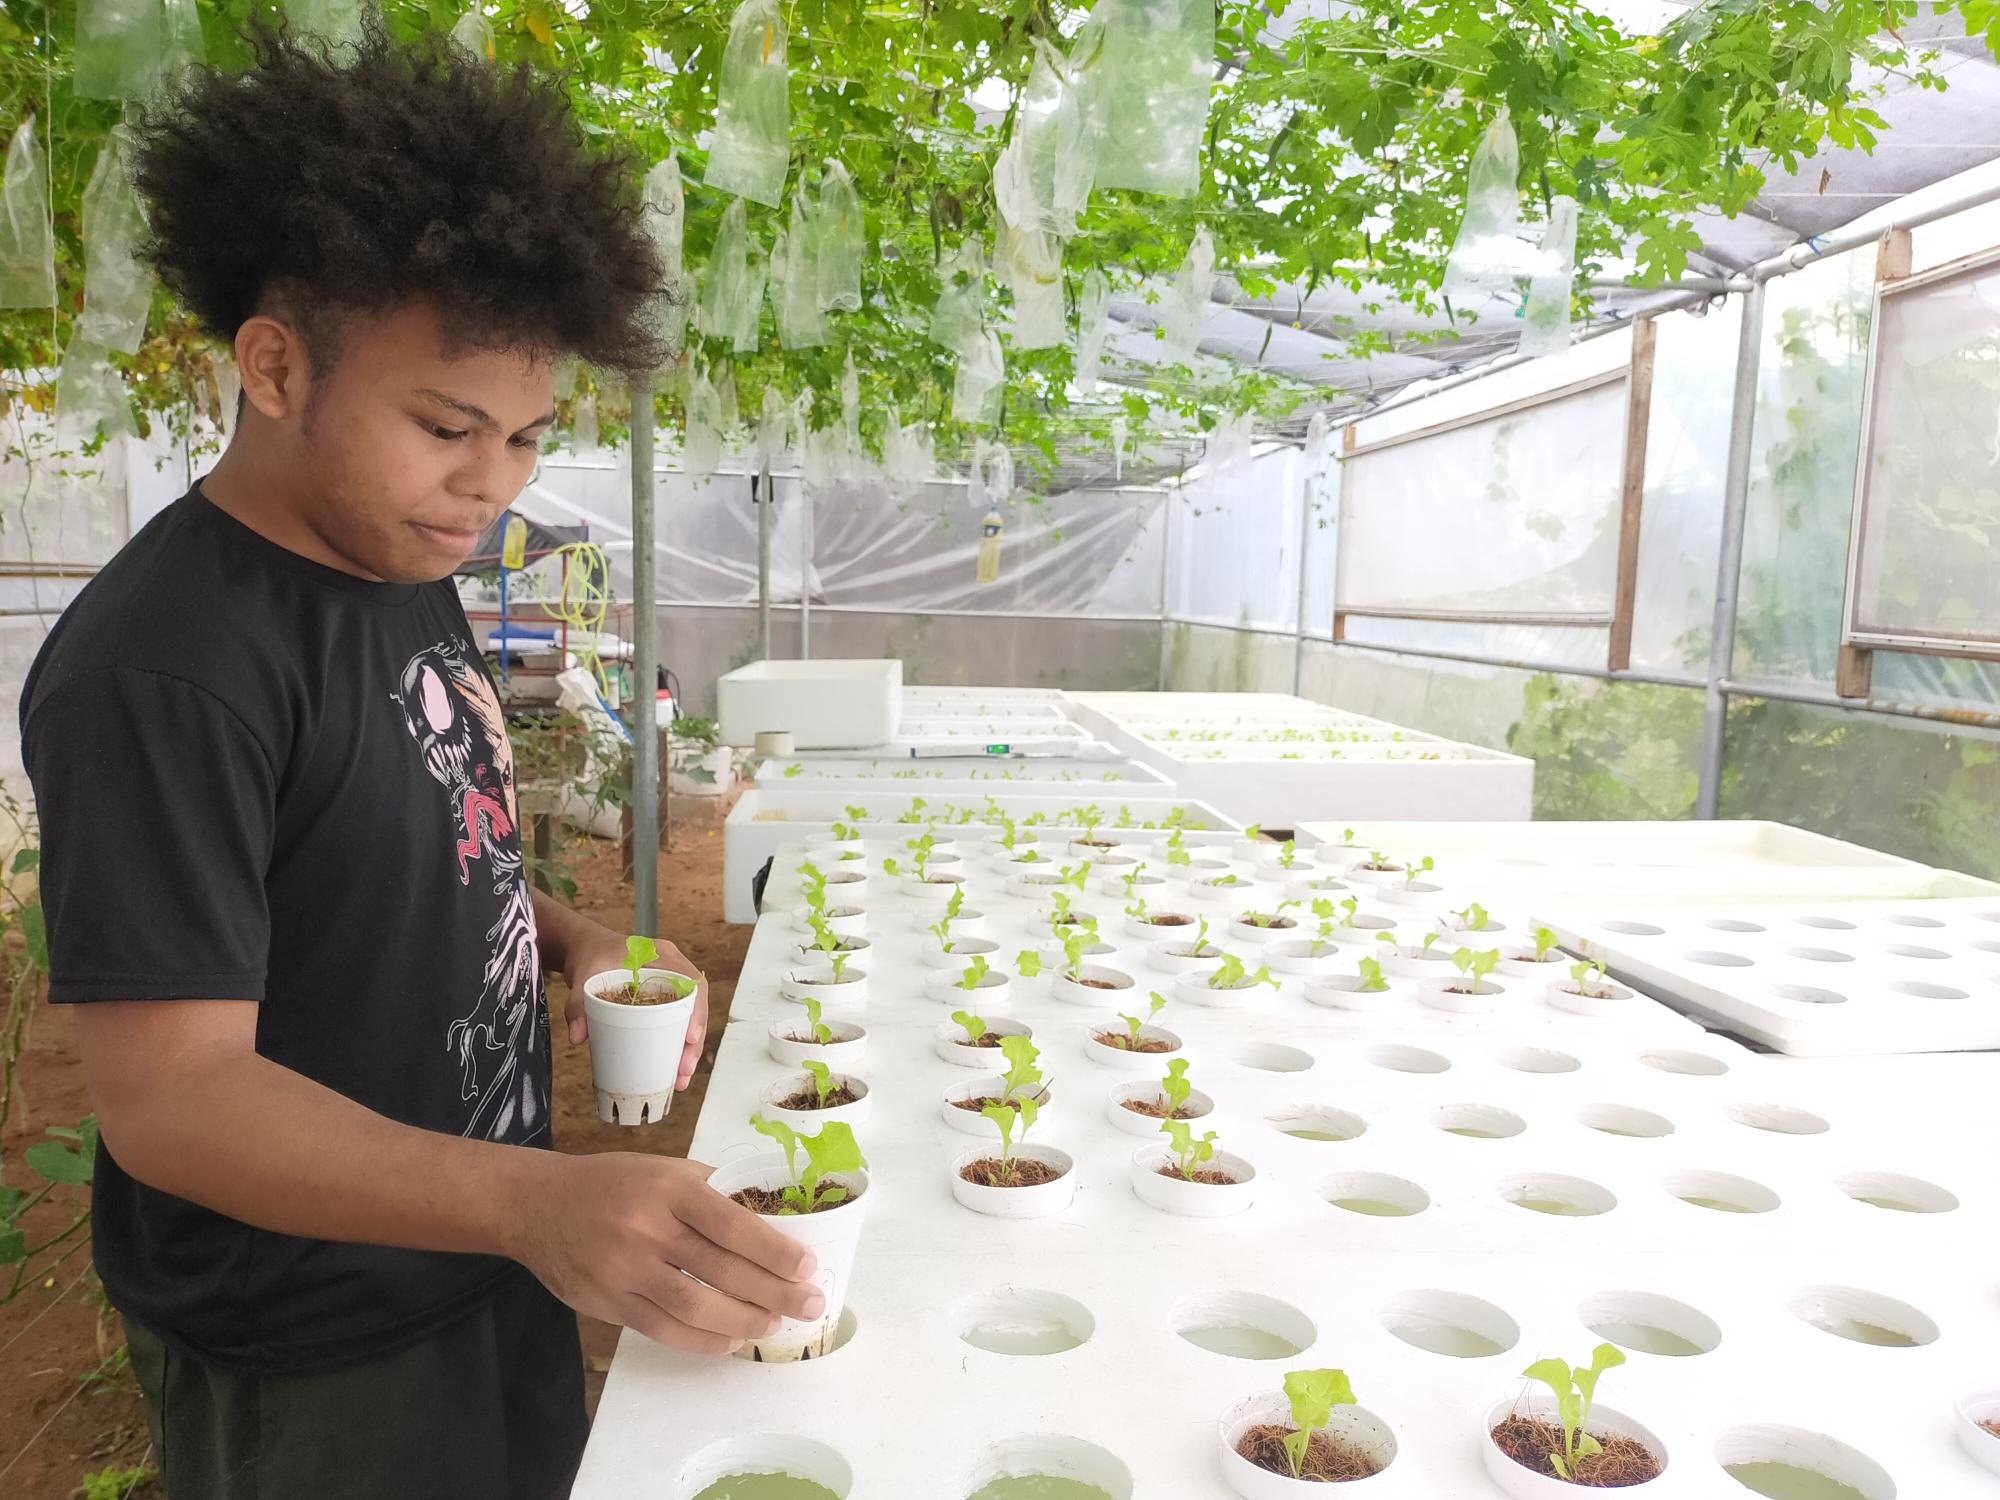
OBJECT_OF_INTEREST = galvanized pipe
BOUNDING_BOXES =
[628,373,659,937]
[756,462,772,660]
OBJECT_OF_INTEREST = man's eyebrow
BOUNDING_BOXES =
[414,388,558,434]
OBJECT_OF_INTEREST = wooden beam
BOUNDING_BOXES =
[1607,318,1658,672]
[1836,642,1874,699]
[1876,227,1913,284]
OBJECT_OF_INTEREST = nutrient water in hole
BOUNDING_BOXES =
[1592,1321,1706,1357]
[1179,1324,1303,1359]
[963,1321,1087,1356]
[692,1478,841,1500]
[1723,1463,1874,1500]
[1389,1320,1508,1358]
[968,1481,1116,1500]
[1331,1196,1416,1217]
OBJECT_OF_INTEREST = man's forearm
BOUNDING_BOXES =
[529,886,615,978]
[101,1041,556,1261]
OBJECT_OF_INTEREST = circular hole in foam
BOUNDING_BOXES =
[675,1436,855,1500]
[1730,1103,1830,1136]
[1787,946,1855,963]
[1882,943,1949,960]
[1320,1170,1431,1218]
[1787,1285,1939,1348]
[1170,1290,1316,1361]
[1686,949,1755,967]
[1266,1104,1367,1142]
[1498,1047,1581,1075]
[1640,1049,1730,1076]
[1366,1044,1450,1075]
[1581,1290,1722,1357]
[1576,1103,1675,1139]
[961,1436,1133,1500]
[1431,1103,1526,1140]
[1602,920,1665,936]
[1663,1170,1780,1214]
[1377,1289,1519,1359]
[1795,915,1859,931]
[1498,1172,1616,1217]
[1713,1424,1896,1500]
[1771,984,1847,1005]
[952,1288,1094,1357]
[1889,979,1968,999]
[1706,918,1766,933]
[1837,1171,1959,1214]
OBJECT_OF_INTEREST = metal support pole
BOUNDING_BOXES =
[1291,451,1313,697]
[800,483,813,660]
[1695,282,1767,820]
[756,463,773,660]
[1155,490,1174,691]
[630,373,659,937]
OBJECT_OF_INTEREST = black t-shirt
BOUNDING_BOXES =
[21,486,552,1376]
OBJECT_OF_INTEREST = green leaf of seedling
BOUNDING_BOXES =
[1533,926,1560,961]
[10,846,37,874]
[1160,1056,1191,1115]
[1147,990,1167,1022]
[803,996,831,1045]
[625,934,657,986]
[1015,949,1044,978]
[1284,1367,1356,1441]
[982,1100,1019,1161]
[951,1009,986,1043]
[958,955,992,991]
[998,1034,1043,1099]
[803,1058,835,1108]
[1160,1117,1218,1181]
[1356,956,1388,992]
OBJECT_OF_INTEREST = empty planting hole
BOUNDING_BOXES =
[1686,949,1756,967]
[1882,913,1946,928]
[1971,940,2000,954]
[953,1289,1095,1357]
[1731,1103,1830,1136]
[1499,1173,1616,1218]
[1234,1042,1314,1074]
[1581,1291,1721,1357]
[1889,979,1967,999]
[1378,1289,1518,1359]
[1170,1291,1315,1360]
[1432,1104,1526,1140]
[1267,1104,1366,1143]
[677,1436,854,1500]
[962,1436,1133,1500]
[1664,1171,1780,1215]
[1577,1103,1675,1139]
[1715,1425,1898,1500]
[1788,1286,1938,1349]
[1367,1044,1450,1075]
[1321,1171,1430,1218]
[1882,944,1949,960]
[1788,947,1856,964]
[1838,1171,1959,1214]
[1641,1049,1730,1076]
[1796,916,1859,931]
[1771,985,1848,1005]
[1499,1047,1581,1075]
[1706,918,1767,933]
[1602,920,1665,935]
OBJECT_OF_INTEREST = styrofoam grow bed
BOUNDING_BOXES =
[717,658,902,749]
[576,844,2000,1500]
[723,791,1238,923]
[1125,737,1534,827]
[753,757,1174,792]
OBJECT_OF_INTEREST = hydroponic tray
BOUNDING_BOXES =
[716,659,903,749]
[1541,898,2000,1057]
[576,981,2000,1500]
[752,757,1174,792]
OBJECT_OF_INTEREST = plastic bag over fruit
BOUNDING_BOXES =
[683,364,722,480]
[1110,413,1130,481]
[773,188,826,349]
[756,383,789,472]
[994,38,1098,237]
[0,117,56,310]
[699,198,760,349]
[997,226,1065,351]
[1518,195,1579,357]
[161,0,206,76]
[1074,269,1111,394]
[54,339,137,456]
[78,130,153,355]
[74,0,162,99]
[450,7,496,61]
[282,0,364,54]
[1442,108,1536,302]
[953,330,1005,427]
[816,160,864,312]
[1071,0,1214,199]
[1161,225,1214,362]
[929,239,986,356]
[640,155,688,351]
[704,0,791,208]
[968,438,1014,514]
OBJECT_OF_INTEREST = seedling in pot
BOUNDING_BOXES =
[995,814,1024,851]
[1165,827,1193,868]
[807,915,858,984]
[963,1095,1050,1188]
[950,1009,1002,1049]
[1098,992,1170,1053]
[743,1115,865,1215]
[1056,924,1112,984]
[783,1058,857,1111]
[1403,854,1435,887]
[1454,901,1497,933]
[799,862,829,915]
[1354,956,1389,993]
[1235,1368,1378,1482]
[1492,1343,1659,1486]
[605,936,695,1004]
[1015,948,1046,979]
[1169,916,1222,960]
[896,796,929,825]
[955,955,994,992]
[1207,953,1280,994]
[1531,926,1563,963]
[1276,838,1301,870]
[1056,860,1093,894]
[1568,960,1617,999]
[1124,1056,1201,1121]
[792,997,834,1046]
[1204,872,1246,889]
[925,887,968,952]
[952,1035,1049,1120]
[1159,1117,1235,1183]
[1358,849,1404,875]
[1307,899,1341,957]
[1447,947,1501,994]
[1242,899,1301,931]
[828,820,859,843]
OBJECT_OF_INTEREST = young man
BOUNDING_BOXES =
[20,26,819,1500]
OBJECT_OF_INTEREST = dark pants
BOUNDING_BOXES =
[125,1271,590,1500]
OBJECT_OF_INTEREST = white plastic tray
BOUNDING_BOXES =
[752,757,1175,792]
[1543,898,2000,1056]
[717,659,902,749]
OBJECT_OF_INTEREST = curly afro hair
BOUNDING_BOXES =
[130,21,672,374]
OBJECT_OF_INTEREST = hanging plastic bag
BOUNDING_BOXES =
[929,239,986,356]
[698,197,753,343]
[450,7,496,61]
[1518,195,1579,357]
[1110,413,1130,481]
[553,356,578,400]
[883,407,938,495]
[834,348,861,480]
[997,225,1065,351]
[756,383,788,471]
[1161,225,1214,362]
[571,392,599,451]
[1202,408,1252,484]
[283,0,365,53]
[968,438,1014,513]
[683,364,721,480]
[78,131,153,356]
[995,39,1098,237]
[1442,108,1534,303]
[953,330,1004,427]
[640,154,687,350]
[703,0,790,209]
[54,339,137,457]
[772,190,825,349]
[735,237,767,352]
[160,0,207,76]
[1074,268,1110,394]
[815,160,863,312]
[74,0,163,101]
[0,117,55,310]
[715,363,740,431]
[1071,0,1213,199]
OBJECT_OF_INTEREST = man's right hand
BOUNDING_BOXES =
[510,1151,823,1356]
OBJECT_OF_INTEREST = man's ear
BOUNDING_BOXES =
[234,315,313,423]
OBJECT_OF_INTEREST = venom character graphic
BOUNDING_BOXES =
[392,638,548,1142]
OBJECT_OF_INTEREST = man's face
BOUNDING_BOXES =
[294,304,557,584]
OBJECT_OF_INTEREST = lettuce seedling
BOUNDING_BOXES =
[1307,898,1341,956]
[1282,1369,1359,1479]
[800,996,833,1046]
[1522,1344,1626,1481]
[828,820,856,842]
[950,1009,987,1044]
[624,935,658,990]
[1569,959,1614,998]
[896,796,930,825]
[1454,901,1494,932]
[1404,854,1435,887]
[1244,823,1263,843]
[980,1094,1040,1178]
[799,862,829,914]
[1277,838,1300,870]
[1207,953,1279,992]
[956,954,993,992]
[1188,917,1216,958]
[996,814,1023,851]
[750,1115,864,1215]
[1124,896,1149,922]
[1340,827,1356,846]
[1057,861,1092,893]
[1449,946,1500,992]
[1015,948,1044,978]
[1205,872,1244,888]
[997,1034,1044,1103]
[1058,925,1099,982]
[1112,991,1168,1048]
[1419,931,1443,957]
[1165,828,1192,867]
[807,915,854,984]
[1360,849,1400,873]
[1160,1056,1192,1115]
[1160,1117,1219,1181]
[801,1058,842,1109]
[925,887,967,951]
[1532,925,1561,962]
[1355,956,1389,992]
[1119,866,1148,902]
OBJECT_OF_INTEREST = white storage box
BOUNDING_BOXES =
[717,659,902,749]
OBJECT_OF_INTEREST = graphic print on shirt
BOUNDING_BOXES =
[391,638,547,1142]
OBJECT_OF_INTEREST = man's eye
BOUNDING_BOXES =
[509,434,540,450]
[425,422,468,442]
